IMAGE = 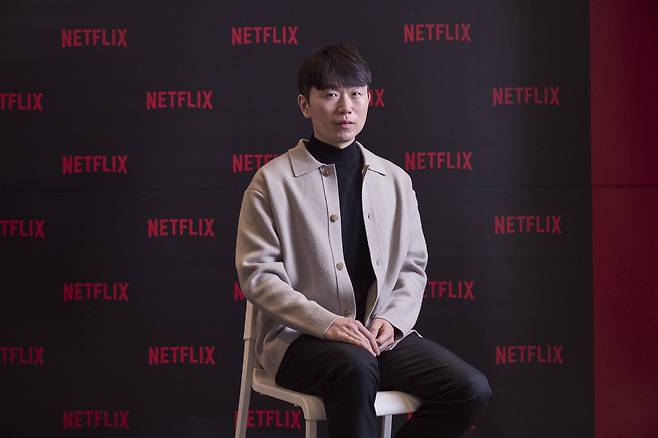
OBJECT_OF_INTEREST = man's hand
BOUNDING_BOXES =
[367,318,396,351]
[324,317,381,356]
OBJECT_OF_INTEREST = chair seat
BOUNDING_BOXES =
[252,368,422,421]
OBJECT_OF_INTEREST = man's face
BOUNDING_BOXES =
[297,85,369,149]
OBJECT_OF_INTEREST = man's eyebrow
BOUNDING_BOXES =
[321,84,367,91]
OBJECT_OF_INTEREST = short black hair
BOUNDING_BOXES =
[297,44,372,100]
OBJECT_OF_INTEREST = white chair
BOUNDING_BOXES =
[235,300,422,438]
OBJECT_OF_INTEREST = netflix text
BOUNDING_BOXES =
[62,155,127,174]
[494,215,562,235]
[62,410,130,430]
[146,90,214,110]
[0,346,45,366]
[63,282,129,302]
[61,28,128,47]
[496,345,565,365]
[147,218,215,237]
[403,23,472,43]
[492,86,560,106]
[148,345,216,365]
[0,92,43,111]
[233,153,279,173]
[404,151,473,171]
[0,219,45,238]
[231,26,299,45]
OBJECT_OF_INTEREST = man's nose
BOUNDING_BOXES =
[337,94,353,113]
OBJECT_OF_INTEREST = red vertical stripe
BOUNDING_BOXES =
[590,1,658,437]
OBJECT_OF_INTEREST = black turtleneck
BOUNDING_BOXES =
[305,134,376,324]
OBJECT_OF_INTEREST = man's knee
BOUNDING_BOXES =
[456,370,492,418]
[426,368,491,417]
[329,345,380,391]
[467,371,492,410]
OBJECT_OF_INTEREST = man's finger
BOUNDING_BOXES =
[379,338,394,351]
[375,324,392,341]
[357,324,381,355]
[368,319,382,336]
[344,329,375,356]
[353,327,377,356]
[375,322,394,346]
[377,333,394,348]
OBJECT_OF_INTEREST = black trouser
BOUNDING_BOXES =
[275,332,492,438]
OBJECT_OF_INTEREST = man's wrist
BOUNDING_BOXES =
[321,314,342,339]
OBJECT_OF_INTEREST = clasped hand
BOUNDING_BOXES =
[324,316,395,356]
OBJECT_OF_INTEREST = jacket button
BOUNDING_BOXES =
[336,262,344,270]
[376,259,380,266]
[322,168,331,176]
[367,213,371,220]
[343,309,351,317]
[330,214,338,222]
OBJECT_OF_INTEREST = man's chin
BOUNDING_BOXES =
[317,129,358,146]
[337,129,360,143]
[327,135,355,145]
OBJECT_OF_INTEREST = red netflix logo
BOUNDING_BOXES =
[62,410,129,430]
[234,282,245,301]
[492,86,560,106]
[147,218,215,238]
[62,155,128,174]
[403,23,471,43]
[146,90,214,110]
[496,345,564,365]
[233,153,279,173]
[231,26,299,45]
[148,346,216,365]
[0,219,45,238]
[234,409,302,430]
[1,346,45,366]
[404,151,473,171]
[61,28,128,47]
[0,92,43,111]
[424,280,475,300]
[63,282,129,302]
[494,215,562,235]
[369,88,385,107]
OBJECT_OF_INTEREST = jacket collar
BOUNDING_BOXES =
[289,138,387,177]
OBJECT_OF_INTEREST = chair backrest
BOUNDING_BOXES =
[235,301,259,438]
[242,300,263,371]
[243,300,257,341]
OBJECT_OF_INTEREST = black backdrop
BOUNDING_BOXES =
[1,1,593,437]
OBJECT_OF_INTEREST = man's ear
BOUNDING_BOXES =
[297,94,311,119]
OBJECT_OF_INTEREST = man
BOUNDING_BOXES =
[235,44,491,438]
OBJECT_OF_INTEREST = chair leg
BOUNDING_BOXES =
[305,420,317,438]
[234,385,250,438]
[234,340,255,438]
[381,415,392,438]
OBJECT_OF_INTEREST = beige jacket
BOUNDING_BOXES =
[235,138,428,378]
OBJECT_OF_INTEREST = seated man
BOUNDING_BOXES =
[235,43,491,438]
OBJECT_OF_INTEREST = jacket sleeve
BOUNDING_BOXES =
[372,179,428,340]
[235,182,340,339]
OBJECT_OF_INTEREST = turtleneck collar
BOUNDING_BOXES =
[306,133,360,165]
